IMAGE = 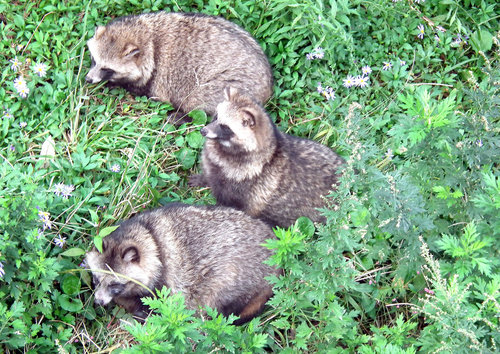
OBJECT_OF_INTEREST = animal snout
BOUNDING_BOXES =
[94,298,106,306]
[200,127,208,136]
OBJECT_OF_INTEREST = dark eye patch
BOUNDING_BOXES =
[90,55,96,68]
[92,275,100,287]
[218,124,234,140]
[109,282,125,296]
[100,68,116,81]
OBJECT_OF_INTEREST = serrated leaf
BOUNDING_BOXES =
[295,216,315,237]
[251,333,269,350]
[10,301,26,317]
[351,207,370,227]
[271,317,291,330]
[474,257,492,276]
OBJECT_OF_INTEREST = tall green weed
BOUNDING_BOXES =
[0,0,498,352]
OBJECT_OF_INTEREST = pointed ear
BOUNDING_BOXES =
[224,87,239,101]
[95,26,106,39]
[123,44,140,59]
[242,109,256,127]
[122,246,140,263]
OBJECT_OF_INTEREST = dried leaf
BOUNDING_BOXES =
[40,135,55,167]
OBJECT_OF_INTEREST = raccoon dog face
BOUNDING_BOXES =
[201,87,273,152]
[85,223,161,308]
[86,26,144,84]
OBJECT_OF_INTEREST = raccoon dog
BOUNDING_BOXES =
[86,12,273,121]
[85,203,279,324]
[190,87,345,228]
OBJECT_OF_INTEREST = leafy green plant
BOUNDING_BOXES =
[0,164,74,351]
[417,238,500,353]
[122,288,269,353]
[436,222,494,278]
[0,0,499,351]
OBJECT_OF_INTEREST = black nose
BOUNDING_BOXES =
[85,75,92,84]
[95,298,105,306]
[200,127,207,136]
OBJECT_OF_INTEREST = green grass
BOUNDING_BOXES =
[0,0,499,352]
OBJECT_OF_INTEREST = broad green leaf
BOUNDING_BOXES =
[470,29,493,53]
[58,294,83,312]
[186,130,204,149]
[61,274,81,295]
[94,226,119,253]
[189,110,208,125]
[98,226,119,238]
[60,247,86,257]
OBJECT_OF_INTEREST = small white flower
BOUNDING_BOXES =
[14,76,27,89]
[16,85,30,98]
[313,47,324,59]
[13,76,29,98]
[343,75,355,88]
[54,235,67,248]
[2,110,13,119]
[33,62,48,77]
[435,35,440,42]
[321,86,335,101]
[361,66,372,75]
[62,185,75,198]
[19,122,27,128]
[400,60,406,66]
[0,262,5,278]
[306,47,325,60]
[383,62,393,70]
[110,164,121,173]
[10,57,22,72]
[16,44,24,51]
[53,183,74,198]
[417,24,425,39]
[317,82,324,94]
[354,76,370,88]
[38,210,52,230]
[53,183,65,197]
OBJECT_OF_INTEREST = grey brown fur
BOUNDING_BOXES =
[190,87,345,228]
[86,12,273,120]
[85,203,279,324]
